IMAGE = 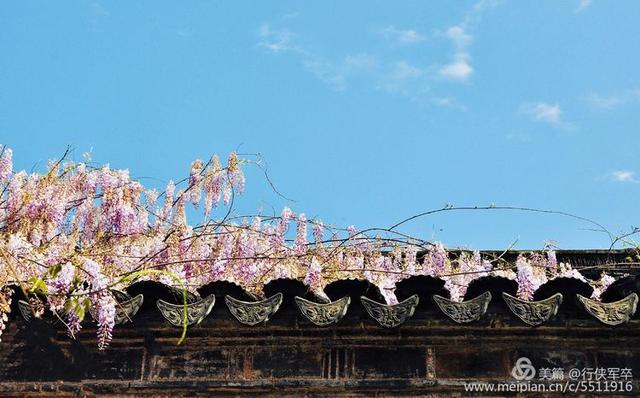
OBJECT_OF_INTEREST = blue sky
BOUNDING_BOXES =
[1,1,639,249]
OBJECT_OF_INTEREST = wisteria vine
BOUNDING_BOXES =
[0,145,623,348]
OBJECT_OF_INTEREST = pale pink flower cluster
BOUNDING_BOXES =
[421,242,447,277]
[514,251,615,302]
[556,261,587,282]
[294,214,308,255]
[95,294,116,350]
[515,252,566,301]
[0,146,12,183]
[442,250,492,302]
[45,262,76,312]
[516,256,545,301]
[187,160,204,207]
[546,250,558,277]
[303,257,328,301]
[312,222,324,246]
[83,259,116,349]
[591,274,616,300]
[366,250,403,304]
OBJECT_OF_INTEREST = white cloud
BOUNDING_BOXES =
[258,24,350,91]
[520,102,570,127]
[520,101,577,130]
[381,25,426,45]
[440,26,473,81]
[301,58,347,92]
[438,2,492,84]
[610,170,639,183]
[390,61,423,80]
[257,18,478,108]
[379,61,426,95]
[344,53,377,70]
[582,90,640,110]
[445,25,472,48]
[455,0,503,29]
[258,24,296,53]
[439,53,473,81]
[176,28,194,37]
[583,93,623,110]
[431,96,468,111]
[305,53,379,92]
[91,2,110,17]
[257,0,501,103]
[576,0,592,12]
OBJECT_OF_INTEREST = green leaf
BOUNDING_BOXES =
[48,263,62,278]
[63,299,75,313]
[76,303,85,321]
[28,277,48,295]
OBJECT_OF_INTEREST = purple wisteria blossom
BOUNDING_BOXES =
[0,146,12,183]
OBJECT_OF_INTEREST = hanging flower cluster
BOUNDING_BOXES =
[0,145,620,348]
[511,251,614,301]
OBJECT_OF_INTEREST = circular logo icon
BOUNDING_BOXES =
[511,357,536,381]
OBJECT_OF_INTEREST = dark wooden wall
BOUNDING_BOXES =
[0,291,638,398]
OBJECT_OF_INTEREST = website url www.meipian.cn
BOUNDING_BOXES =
[464,381,635,394]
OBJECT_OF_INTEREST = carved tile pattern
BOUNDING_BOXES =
[294,296,350,326]
[577,293,638,326]
[502,292,562,326]
[433,291,491,323]
[225,293,282,326]
[156,294,216,327]
[17,300,34,323]
[114,294,144,325]
[360,294,419,328]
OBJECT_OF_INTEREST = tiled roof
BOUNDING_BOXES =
[10,250,640,329]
